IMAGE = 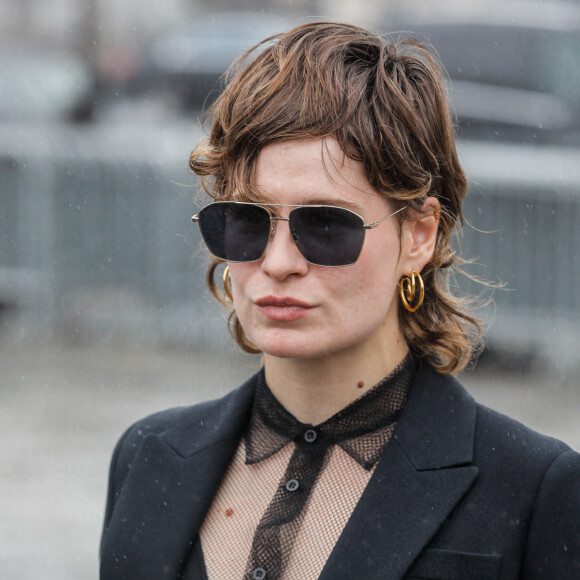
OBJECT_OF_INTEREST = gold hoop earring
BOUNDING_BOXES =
[399,271,424,312]
[222,266,233,301]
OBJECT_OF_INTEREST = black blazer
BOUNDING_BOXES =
[100,363,580,579]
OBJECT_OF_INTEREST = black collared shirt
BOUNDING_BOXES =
[186,353,418,580]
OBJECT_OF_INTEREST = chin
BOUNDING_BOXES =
[259,343,321,360]
[254,332,367,362]
[251,332,331,360]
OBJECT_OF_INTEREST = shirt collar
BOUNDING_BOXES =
[245,352,418,471]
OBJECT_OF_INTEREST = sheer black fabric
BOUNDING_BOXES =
[246,352,417,469]
[243,353,417,579]
[186,353,418,580]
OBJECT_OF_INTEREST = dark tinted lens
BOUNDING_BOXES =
[289,206,365,266]
[198,203,271,262]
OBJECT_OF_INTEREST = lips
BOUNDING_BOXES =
[256,296,312,308]
[255,296,313,321]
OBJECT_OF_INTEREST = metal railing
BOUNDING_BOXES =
[458,141,580,371]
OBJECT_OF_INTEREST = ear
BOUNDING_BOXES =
[400,196,440,273]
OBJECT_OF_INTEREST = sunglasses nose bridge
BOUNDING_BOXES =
[263,214,307,264]
[269,215,290,237]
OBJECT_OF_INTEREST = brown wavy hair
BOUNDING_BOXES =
[189,21,482,374]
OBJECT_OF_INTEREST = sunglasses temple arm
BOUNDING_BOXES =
[364,206,405,230]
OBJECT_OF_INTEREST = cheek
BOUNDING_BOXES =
[227,263,253,296]
[354,241,401,291]
[227,264,257,324]
[325,263,395,317]
[345,244,402,316]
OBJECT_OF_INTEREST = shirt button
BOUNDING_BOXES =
[252,568,266,580]
[304,429,317,443]
[285,478,299,492]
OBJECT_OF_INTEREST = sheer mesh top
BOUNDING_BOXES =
[191,353,417,580]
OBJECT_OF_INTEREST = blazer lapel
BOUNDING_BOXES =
[101,374,258,580]
[320,364,479,580]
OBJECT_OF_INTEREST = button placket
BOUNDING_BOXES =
[242,355,415,580]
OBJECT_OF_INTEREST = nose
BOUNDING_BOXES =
[260,218,309,280]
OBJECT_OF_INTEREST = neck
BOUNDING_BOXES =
[263,335,409,425]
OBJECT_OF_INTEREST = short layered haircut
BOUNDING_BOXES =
[190,21,482,374]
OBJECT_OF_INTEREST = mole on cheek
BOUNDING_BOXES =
[357,381,364,389]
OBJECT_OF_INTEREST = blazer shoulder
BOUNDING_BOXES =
[472,399,573,481]
[114,372,259,460]
[523,447,580,574]
[475,401,571,452]
[101,372,260,560]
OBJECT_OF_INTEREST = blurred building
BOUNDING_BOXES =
[2,0,580,375]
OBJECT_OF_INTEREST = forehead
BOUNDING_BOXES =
[253,138,382,210]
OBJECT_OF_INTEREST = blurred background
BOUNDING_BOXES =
[1,0,579,578]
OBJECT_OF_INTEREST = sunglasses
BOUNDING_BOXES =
[192,201,404,267]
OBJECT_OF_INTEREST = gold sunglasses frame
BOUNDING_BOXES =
[192,201,405,266]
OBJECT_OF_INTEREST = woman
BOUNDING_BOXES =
[100,22,580,579]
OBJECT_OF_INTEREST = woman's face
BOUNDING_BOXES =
[228,138,427,362]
